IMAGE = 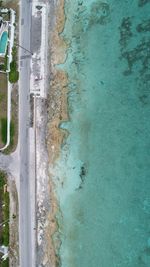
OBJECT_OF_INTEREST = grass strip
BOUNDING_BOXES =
[4,120,15,154]
[1,118,7,145]
[0,118,15,148]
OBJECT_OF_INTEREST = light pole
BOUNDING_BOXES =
[16,43,33,55]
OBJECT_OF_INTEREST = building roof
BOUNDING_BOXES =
[1,8,8,13]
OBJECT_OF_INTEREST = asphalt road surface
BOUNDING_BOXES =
[19,0,33,266]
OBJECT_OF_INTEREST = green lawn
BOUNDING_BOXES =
[3,120,15,154]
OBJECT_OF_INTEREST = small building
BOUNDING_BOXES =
[0,8,9,14]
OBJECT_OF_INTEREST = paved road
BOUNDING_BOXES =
[19,0,33,266]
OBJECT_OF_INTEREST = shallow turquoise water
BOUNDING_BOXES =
[53,1,150,266]
[0,31,8,54]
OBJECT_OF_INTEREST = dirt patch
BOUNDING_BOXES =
[8,178,19,267]
[0,170,9,267]
[1,0,19,16]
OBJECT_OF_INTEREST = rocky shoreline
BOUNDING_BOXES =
[42,0,69,266]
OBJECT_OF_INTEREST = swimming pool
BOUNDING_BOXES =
[0,31,8,55]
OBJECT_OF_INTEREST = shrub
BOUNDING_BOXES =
[9,69,19,83]
[0,258,9,267]
[9,46,19,83]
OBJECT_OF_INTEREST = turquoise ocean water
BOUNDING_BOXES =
[53,1,150,266]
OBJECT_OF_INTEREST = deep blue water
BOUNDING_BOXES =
[53,1,150,266]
